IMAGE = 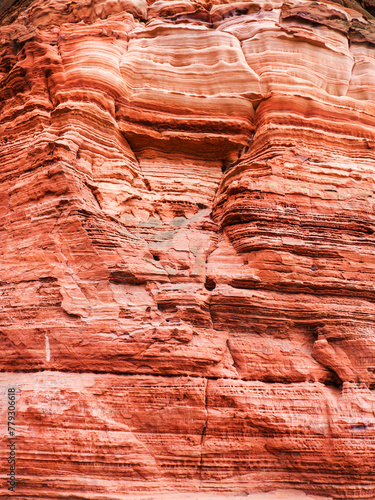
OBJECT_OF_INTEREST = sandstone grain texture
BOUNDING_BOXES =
[1,0,375,498]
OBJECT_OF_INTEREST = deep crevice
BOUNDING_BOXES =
[199,378,209,481]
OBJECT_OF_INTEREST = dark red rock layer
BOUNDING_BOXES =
[1,0,375,498]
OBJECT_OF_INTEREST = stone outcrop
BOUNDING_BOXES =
[1,0,375,498]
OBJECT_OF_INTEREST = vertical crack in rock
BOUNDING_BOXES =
[199,377,209,481]
[2,0,375,498]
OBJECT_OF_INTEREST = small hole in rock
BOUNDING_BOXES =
[205,278,216,291]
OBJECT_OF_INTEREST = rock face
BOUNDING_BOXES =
[1,0,375,498]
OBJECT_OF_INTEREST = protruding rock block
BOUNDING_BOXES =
[1,0,375,498]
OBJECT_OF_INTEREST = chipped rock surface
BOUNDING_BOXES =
[1,0,375,498]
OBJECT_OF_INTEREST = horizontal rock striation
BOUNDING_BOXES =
[1,0,375,499]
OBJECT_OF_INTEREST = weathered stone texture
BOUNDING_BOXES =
[1,0,375,498]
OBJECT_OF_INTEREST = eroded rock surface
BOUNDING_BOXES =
[1,0,375,498]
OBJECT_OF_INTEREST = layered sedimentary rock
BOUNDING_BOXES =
[1,0,375,499]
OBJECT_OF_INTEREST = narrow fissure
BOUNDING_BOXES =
[199,378,209,482]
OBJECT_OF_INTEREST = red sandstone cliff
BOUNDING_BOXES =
[1,0,375,499]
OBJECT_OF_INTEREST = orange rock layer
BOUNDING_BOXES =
[1,0,375,499]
